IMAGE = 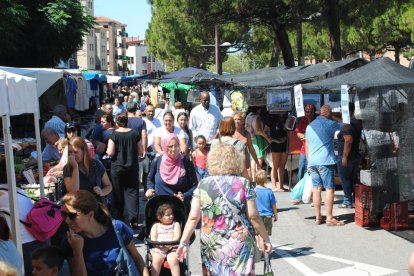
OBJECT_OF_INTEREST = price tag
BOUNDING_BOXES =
[294,84,304,117]
[341,85,350,124]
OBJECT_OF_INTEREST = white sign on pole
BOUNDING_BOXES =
[341,85,350,124]
[294,84,305,117]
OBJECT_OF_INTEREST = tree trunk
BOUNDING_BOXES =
[271,21,295,66]
[394,46,400,64]
[270,37,280,67]
[326,0,341,60]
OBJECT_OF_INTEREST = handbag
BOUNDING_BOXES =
[112,220,140,276]
[213,177,262,263]
[0,188,63,242]
[263,252,274,276]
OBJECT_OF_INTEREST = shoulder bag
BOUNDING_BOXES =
[213,177,262,263]
[112,220,140,276]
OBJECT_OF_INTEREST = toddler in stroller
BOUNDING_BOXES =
[145,195,188,276]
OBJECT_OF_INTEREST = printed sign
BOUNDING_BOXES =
[294,84,304,117]
[341,85,350,124]
[266,89,292,112]
[247,88,267,106]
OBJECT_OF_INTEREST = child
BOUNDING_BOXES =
[254,169,278,250]
[31,246,64,276]
[191,135,208,180]
[150,203,181,276]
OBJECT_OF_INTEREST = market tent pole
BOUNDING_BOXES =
[2,114,23,256]
[34,111,44,197]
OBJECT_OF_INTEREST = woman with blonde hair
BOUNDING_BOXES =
[60,190,149,276]
[63,137,112,201]
[176,143,272,275]
[233,112,260,179]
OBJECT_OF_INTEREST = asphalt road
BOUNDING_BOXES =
[134,183,413,276]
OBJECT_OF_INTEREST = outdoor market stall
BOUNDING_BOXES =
[0,70,41,256]
[302,57,414,209]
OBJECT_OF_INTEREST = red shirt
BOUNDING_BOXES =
[294,117,311,154]
[192,149,208,169]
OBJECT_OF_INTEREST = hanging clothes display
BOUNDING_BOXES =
[63,75,77,109]
[230,90,248,112]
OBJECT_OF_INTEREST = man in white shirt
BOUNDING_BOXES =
[189,91,222,144]
[141,104,161,191]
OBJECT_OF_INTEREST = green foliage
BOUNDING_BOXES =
[146,0,248,69]
[0,0,94,67]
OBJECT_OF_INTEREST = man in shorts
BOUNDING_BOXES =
[306,104,349,226]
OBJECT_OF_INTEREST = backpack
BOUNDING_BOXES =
[25,198,63,242]
[0,188,63,242]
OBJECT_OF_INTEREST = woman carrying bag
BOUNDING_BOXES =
[177,143,272,275]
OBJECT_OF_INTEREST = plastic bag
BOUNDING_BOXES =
[302,173,313,204]
[290,173,308,200]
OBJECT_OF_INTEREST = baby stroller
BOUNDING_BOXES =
[144,195,189,275]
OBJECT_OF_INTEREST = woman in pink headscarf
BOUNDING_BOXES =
[145,133,197,204]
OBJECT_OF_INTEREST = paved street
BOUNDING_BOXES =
[134,183,413,275]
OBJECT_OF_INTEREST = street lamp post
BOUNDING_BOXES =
[215,25,221,75]
[201,25,231,75]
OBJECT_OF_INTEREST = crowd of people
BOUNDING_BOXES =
[0,85,381,275]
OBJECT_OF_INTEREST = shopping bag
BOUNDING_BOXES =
[290,173,308,200]
[263,252,274,276]
[302,173,313,204]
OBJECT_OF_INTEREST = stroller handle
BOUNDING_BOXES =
[145,239,180,246]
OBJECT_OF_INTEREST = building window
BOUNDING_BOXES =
[90,57,94,65]
[130,57,134,63]
[142,69,147,74]
[89,44,94,51]
[141,56,147,63]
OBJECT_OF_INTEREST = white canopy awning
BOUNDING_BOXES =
[107,75,121,83]
[0,70,38,116]
[0,66,63,97]
[1,70,43,263]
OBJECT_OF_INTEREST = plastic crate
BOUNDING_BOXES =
[355,207,378,227]
[380,202,409,230]
[355,184,373,209]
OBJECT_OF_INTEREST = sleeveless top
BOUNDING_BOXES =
[193,149,208,169]
[155,222,175,242]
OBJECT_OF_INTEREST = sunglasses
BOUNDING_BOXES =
[61,210,81,220]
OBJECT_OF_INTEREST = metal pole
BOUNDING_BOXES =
[215,25,222,75]
[2,115,23,257]
[34,112,45,197]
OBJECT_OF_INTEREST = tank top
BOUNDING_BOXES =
[193,149,208,169]
[155,222,176,242]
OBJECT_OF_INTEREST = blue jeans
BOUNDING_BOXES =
[196,167,208,181]
[337,156,361,206]
[297,154,307,181]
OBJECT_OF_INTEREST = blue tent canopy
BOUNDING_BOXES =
[83,72,107,82]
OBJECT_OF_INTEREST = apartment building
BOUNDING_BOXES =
[76,0,96,70]
[94,25,108,72]
[95,16,128,76]
[125,38,165,75]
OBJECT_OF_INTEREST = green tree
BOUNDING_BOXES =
[0,0,94,67]
[146,0,248,69]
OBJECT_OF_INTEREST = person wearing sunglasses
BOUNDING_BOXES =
[60,190,149,276]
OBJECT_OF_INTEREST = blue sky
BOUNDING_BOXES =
[94,0,152,39]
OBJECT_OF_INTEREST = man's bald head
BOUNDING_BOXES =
[320,105,332,118]
[199,91,210,109]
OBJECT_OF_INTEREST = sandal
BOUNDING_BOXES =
[315,218,323,225]
[326,219,345,226]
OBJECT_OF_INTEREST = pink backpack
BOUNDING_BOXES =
[25,198,63,242]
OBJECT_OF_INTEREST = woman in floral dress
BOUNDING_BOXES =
[177,143,272,275]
